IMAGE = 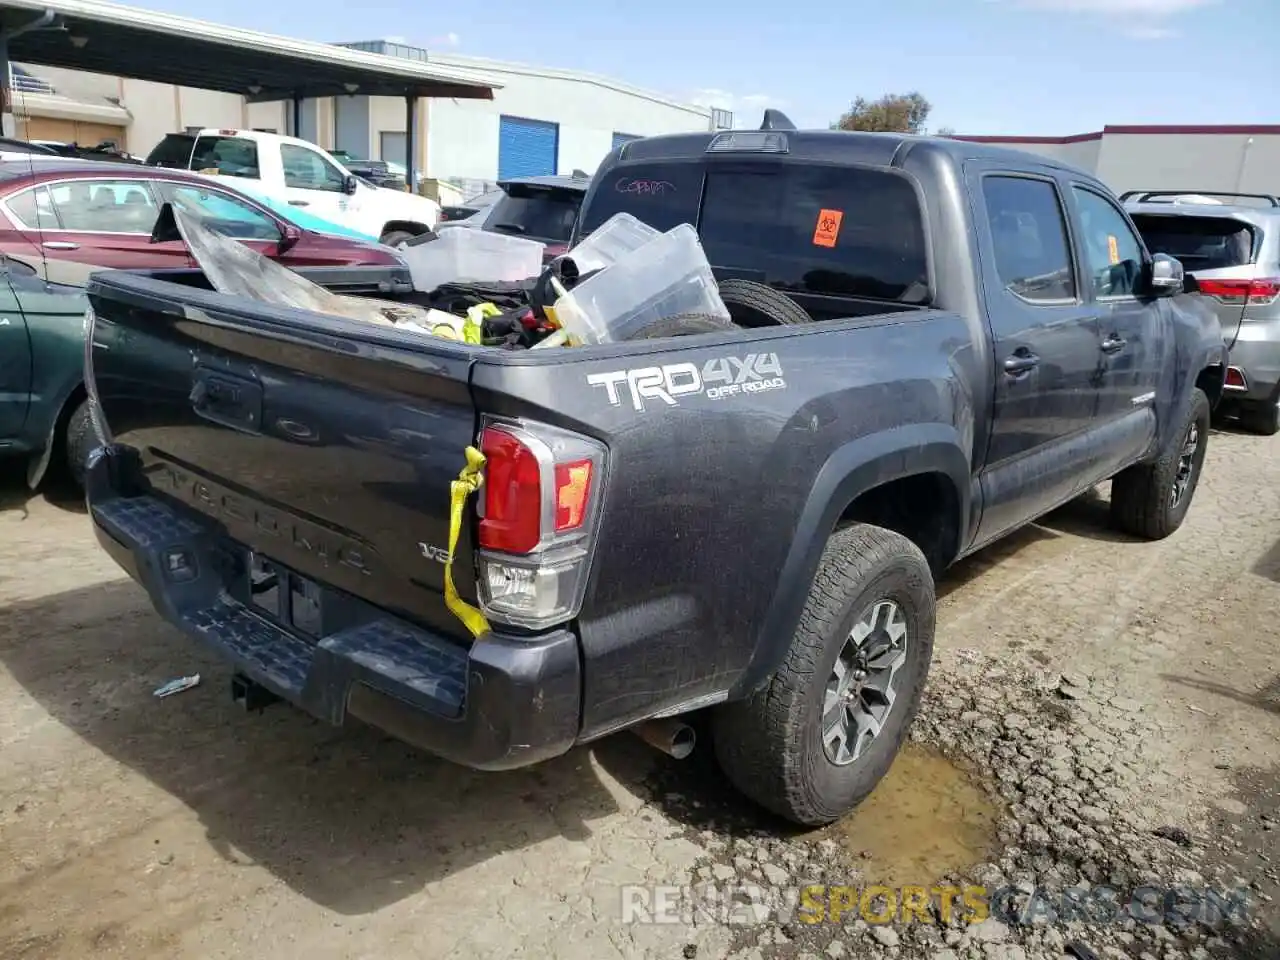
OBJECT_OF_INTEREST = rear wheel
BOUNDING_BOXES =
[712,523,935,826]
[62,398,95,494]
[1110,387,1210,539]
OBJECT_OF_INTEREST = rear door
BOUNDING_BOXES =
[967,168,1104,544]
[1128,209,1259,346]
[1,178,191,285]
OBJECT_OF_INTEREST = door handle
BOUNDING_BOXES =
[288,200,310,207]
[1003,351,1040,376]
[1101,334,1127,354]
[42,241,79,251]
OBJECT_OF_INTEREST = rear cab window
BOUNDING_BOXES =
[190,136,261,180]
[145,134,196,169]
[579,161,930,306]
[1129,213,1258,271]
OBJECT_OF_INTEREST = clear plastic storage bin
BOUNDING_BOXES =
[403,229,546,292]
[565,212,660,274]
[552,223,730,344]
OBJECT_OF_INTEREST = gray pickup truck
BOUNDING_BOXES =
[82,123,1226,825]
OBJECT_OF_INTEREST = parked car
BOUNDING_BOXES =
[145,129,439,245]
[439,188,502,224]
[82,122,1225,826]
[434,174,589,258]
[1123,190,1280,435]
[0,159,406,287]
[30,139,145,164]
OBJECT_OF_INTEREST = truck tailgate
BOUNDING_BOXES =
[86,271,481,646]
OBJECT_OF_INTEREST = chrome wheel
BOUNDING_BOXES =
[822,599,909,766]
[1171,421,1200,508]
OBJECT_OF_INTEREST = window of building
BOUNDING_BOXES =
[981,176,1077,303]
[711,108,733,130]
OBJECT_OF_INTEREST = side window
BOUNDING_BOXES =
[190,137,261,180]
[44,180,159,233]
[1071,186,1146,299]
[981,176,1076,303]
[281,144,347,193]
[4,186,53,229]
[160,184,280,241]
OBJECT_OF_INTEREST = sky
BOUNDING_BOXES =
[128,0,1278,135]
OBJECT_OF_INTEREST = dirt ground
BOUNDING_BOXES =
[2,425,1279,960]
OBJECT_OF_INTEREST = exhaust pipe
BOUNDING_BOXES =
[632,717,696,760]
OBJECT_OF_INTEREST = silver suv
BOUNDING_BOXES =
[1124,191,1280,435]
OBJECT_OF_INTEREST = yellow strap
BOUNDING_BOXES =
[445,445,491,638]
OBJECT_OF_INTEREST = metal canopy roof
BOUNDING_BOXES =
[0,0,502,102]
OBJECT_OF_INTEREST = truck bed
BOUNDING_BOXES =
[83,263,980,764]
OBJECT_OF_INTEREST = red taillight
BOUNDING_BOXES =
[554,459,593,531]
[1197,278,1280,305]
[479,426,542,554]
[473,418,606,628]
[1225,366,1247,389]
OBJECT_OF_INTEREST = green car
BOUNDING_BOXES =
[0,259,95,493]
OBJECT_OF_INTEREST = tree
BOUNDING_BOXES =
[832,92,932,134]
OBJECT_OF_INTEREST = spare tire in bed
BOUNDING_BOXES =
[716,279,812,327]
[627,312,739,340]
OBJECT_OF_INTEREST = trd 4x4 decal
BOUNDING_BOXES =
[586,353,786,411]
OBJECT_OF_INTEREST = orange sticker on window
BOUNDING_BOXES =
[813,209,844,248]
[1107,234,1120,265]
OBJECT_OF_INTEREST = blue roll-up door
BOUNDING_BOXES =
[612,132,640,150]
[498,116,559,179]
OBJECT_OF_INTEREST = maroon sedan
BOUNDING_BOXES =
[0,159,402,285]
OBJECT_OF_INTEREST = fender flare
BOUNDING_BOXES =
[731,423,972,696]
[26,378,85,489]
[1159,345,1226,454]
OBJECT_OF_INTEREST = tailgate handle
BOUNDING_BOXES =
[190,369,263,433]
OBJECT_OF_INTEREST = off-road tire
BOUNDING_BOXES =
[628,312,739,339]
[1238,400,1280,437]
[1110,387,1210,539]
[716,279,812,327]
[63,398,95,494]
[712,523,936,826]
[379,229,418,248]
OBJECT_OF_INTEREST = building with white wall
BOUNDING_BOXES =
[10,36,723,188]
[294,41,720,185]
[952,125,1280,198]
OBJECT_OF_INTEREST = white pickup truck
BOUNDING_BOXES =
[145,128,439,245]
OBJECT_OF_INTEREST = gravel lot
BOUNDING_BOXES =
[2,427,1279,960]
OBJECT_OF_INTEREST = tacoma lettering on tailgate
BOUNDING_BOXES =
[152,463,376,576]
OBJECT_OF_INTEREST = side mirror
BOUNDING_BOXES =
[1148,253,1184,297]
[150,202,182,244]
[343,174,359,195]
[278,223,302,254]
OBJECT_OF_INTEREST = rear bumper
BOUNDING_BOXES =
[86,447,581,771]
[1227,319,1280,404]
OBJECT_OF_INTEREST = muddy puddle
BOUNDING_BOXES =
[828,741,1001,887]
